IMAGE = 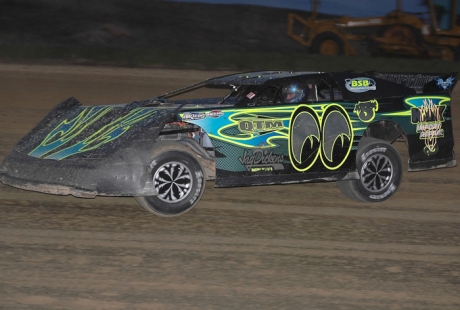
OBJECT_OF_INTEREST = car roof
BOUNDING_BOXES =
[206,71,322,85]
[160,70,454,100]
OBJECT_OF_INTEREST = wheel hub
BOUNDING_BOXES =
[360,154,393,193]
[153,162,193,203]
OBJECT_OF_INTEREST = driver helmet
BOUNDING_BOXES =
[282,84,306,103]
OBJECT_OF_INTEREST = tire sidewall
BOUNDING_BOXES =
[142,150,204,216]
[355,140,402,202]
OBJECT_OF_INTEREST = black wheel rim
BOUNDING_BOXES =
[360,154,393,193]
[153,161,193,203]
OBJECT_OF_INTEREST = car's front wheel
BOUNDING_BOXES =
[337,138,402,202]
[135,146,205,216]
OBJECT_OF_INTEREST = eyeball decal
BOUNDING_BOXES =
[289,104,353,171]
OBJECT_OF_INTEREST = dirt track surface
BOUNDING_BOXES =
[0,64,459,309]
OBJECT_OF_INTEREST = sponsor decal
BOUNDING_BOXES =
[375,73,437,91]
[182,112,206,121]
[246,92,256,99]
[206,107,291,149]
[250,167,273,172]
[409,98,446,155]
[207,110,223,118]
[435,76,455,90]
[238,149,285,172]
[361,147,387,162]
[417,123,443,139]
[345,77,376,93]
[370,184,396,200]
[238,118,284,134]
[354,99,379,122]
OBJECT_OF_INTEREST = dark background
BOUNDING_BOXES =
[0,1,459,72]
[1,0,308,51]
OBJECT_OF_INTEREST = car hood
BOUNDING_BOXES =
[11,97,180,161]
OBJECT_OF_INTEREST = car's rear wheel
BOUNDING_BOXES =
[337,138,402,202]
[135,146,205,216]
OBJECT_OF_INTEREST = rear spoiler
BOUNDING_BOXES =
[373,72,458,94]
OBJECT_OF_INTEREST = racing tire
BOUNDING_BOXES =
[135,146,205,217]
[310,32,344,55]
[336,138,402,202]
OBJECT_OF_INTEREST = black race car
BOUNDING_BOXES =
[0,71,457,216]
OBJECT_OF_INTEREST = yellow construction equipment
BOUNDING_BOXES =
[287,0,460,60]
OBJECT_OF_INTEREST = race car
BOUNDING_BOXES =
[0,70,457,216]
